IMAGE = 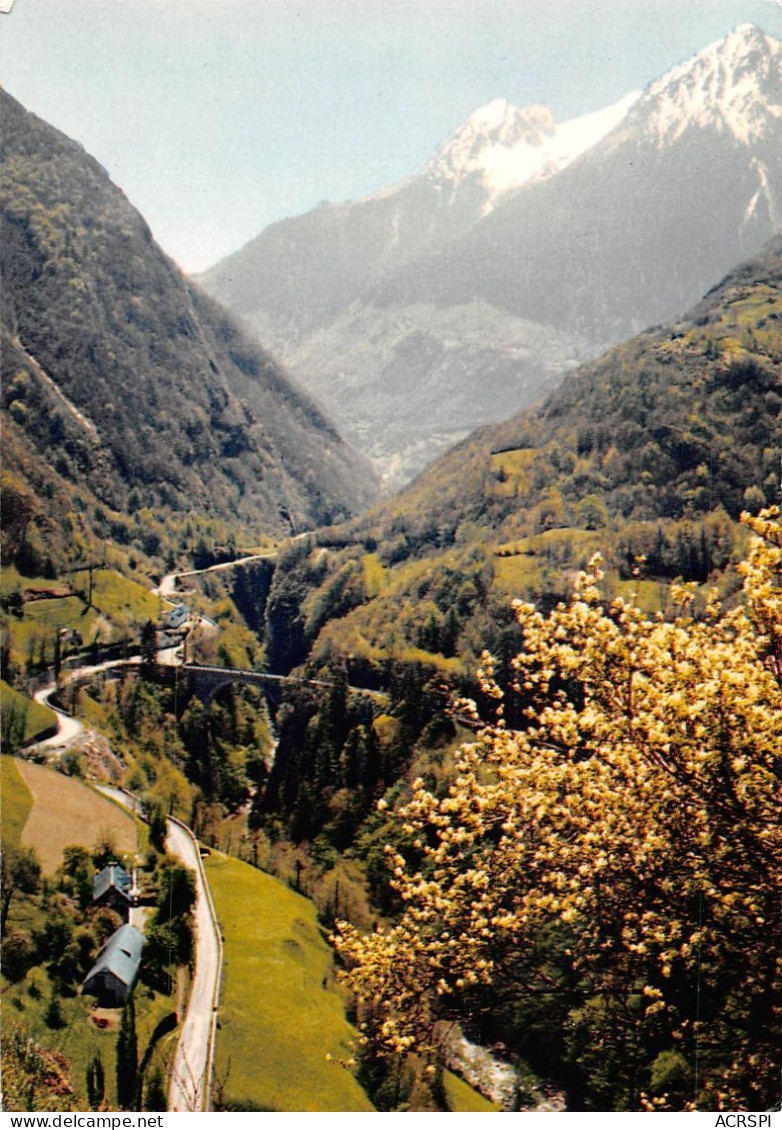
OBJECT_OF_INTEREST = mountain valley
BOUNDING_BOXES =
[201,23,781,487]
[1,25,781,1115]
[257,233,781,705]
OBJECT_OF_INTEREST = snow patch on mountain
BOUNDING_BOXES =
[744,158,781,230]
[347,24,778,223]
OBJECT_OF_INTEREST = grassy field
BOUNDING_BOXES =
[85,569,162,623]
[492,552,545,594]
[488,447,538,497]
[203,850,374,1112]
[443,1070,498,1112]
[1,680,57,742]
[607,574,671,614]
[1,755,35,845]
[361,553,387,598]
[12,760,137,873]
[2,566,163,669]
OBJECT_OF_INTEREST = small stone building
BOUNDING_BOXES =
[82,924,145,1007]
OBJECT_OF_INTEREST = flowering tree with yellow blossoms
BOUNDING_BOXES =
[335,510,781,1110]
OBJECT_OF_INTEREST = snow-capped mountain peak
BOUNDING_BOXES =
[636,22,781,146]
[427,90,641,212]
[430,100,556,181]
[461,97,536,134]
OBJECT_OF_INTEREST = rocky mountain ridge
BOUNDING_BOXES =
[200,23,781,488]
[422,90,641,212]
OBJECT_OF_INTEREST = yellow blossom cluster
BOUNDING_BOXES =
[334,510,781,1109]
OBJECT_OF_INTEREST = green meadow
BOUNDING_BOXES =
[204,849,374,1111]
[2,566,164,669]
[1,753,35,844]
[204,849,497,1113]
[443,1070,497,1113]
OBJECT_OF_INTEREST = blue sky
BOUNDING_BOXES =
[2,0,780,271]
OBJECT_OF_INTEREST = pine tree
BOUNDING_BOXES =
[147,803,168,854]
[86,1054,105,1109]
[43,991,64,1030]
[140,620,157,679]
[116,1001,138,1109]
[143,1069,167,1112]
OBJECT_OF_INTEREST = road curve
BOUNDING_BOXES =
[93,784,144,817]
[166,818,222,1112]
[32,658,142,751]
[155,551,278,599]
[33,682,85,749]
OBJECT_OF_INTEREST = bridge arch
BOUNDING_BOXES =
[176,664,381,710]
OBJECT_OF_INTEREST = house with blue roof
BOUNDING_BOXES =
[81,924,145,1006]
[92,862,133,921]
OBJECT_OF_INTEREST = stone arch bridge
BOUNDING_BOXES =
[162,663,382,710]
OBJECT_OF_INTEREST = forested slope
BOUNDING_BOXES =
[0,88,378,574]
[250,239,781,867]
[359,234,781,552]
[336,509,782,1112]
[260,238,781,681]
[245,243,781,1111]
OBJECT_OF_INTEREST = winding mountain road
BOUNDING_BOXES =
[33,682,85,749]
[166,818,222,1113]
[22,541,329,1111]
[155,550,278,599]
[32,657,141,750]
